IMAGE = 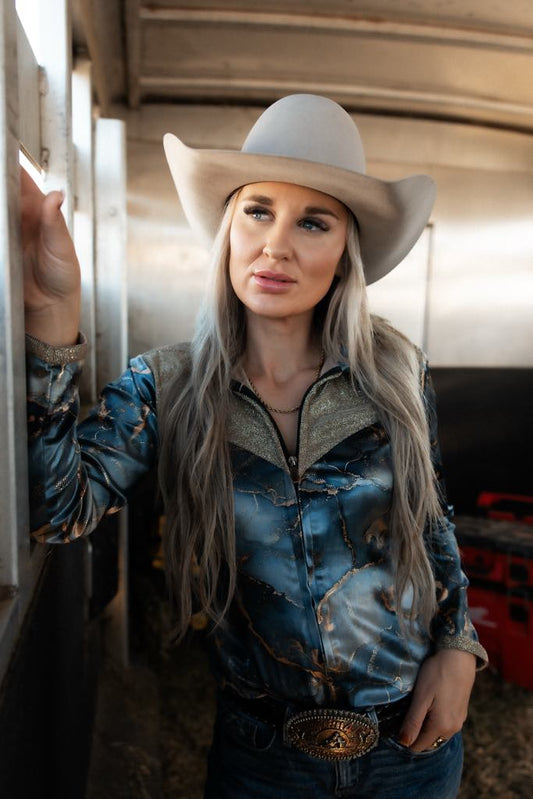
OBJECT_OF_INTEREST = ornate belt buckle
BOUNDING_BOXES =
[285,708,379,761]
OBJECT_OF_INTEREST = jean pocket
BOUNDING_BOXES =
[219,706,277,753]
[383,731,458,760]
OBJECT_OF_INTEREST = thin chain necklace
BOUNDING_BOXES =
[244,350,326,414]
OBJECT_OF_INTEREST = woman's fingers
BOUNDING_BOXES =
[40,188,77,265]
[20,168,80,295]
[399,649,476,752]
[21,167,71,262]
[20,166,81,343]
[20,166,45,245]
[407,708,454,753]
[398,688,431,748]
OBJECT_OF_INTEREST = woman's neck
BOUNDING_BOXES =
[242,313,320,381]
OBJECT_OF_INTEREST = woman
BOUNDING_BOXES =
[24,94,486,798]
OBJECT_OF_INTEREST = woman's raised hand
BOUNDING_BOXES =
[20,167,81,346]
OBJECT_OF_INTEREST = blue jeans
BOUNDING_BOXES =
[204,695,463,798]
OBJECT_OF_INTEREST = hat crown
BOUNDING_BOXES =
[241,94,366,175]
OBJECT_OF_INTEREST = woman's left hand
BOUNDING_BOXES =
[398,648,477,752]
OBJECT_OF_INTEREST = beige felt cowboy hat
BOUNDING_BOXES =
[163,94,435,285]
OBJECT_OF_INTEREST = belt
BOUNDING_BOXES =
[221,688,411,762]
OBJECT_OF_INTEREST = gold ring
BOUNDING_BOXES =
[432,736,448,749]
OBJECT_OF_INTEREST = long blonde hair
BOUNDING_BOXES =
[158,195,442,641]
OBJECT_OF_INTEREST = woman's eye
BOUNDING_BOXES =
[300,217,328,232]
[243,206,269,221]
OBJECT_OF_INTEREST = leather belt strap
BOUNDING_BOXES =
[221,688,411,760]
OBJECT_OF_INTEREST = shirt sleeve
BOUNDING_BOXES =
[421,358,488,667]
[27,335,158,544]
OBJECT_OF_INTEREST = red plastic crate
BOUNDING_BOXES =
[454,515,533,690]
[477,491,533,525]
[466,585,532,690]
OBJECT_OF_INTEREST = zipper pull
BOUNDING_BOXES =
[288,455,299,482]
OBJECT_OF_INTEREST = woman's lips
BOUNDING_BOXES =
[252,270,296,291]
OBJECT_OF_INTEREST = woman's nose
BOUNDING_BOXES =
[263,244,289,259]
[263,229,291,260]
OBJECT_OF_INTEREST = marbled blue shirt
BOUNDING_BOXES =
[26,337,486,709]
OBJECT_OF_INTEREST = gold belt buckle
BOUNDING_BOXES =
[285,708,379,761]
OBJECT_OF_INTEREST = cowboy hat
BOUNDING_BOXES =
[163,94,435,285]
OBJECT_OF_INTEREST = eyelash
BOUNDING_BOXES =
[300,218,329,232]
[244,205,269,221]
[243,206,329,232]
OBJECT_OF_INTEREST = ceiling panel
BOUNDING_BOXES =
[77,1,533,131]
[145,0,533,35]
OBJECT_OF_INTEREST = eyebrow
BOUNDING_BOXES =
[304,205,341,220]
[244,194,274,206]
[242,194,341,220]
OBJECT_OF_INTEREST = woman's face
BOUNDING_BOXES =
[229,182,349,324]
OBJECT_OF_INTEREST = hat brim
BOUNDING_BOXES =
[163,133,435,285]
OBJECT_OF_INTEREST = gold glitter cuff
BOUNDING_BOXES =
[26,332,88,365]
[436,635,489,670]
